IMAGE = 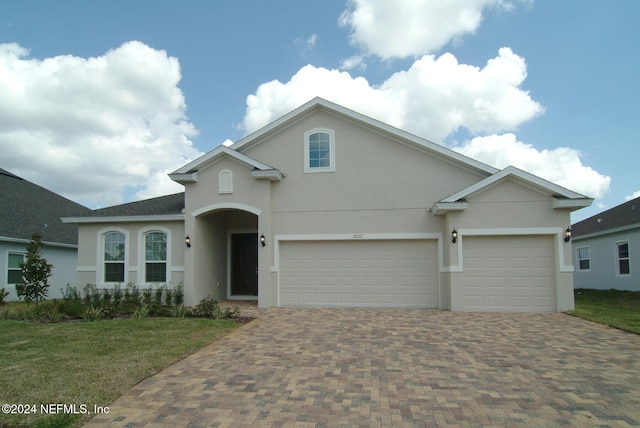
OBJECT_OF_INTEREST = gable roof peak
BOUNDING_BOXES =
[229,97,498,176]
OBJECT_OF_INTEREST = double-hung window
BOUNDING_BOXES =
[145,231,167,283]
[304,129,335,173]
[7,253,25,284]
[616,241,630,276]
[104,232,125,282]
[577,247,590,271]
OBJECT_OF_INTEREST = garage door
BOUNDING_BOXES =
[279,240,438,308]
[462,235,555,312]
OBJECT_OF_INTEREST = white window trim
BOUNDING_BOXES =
[97,227,130,286]
[6,251,26,285]
[576,246,591,272]
[614,240,630,277]
[137,226,172,286]
[304,128,336,173]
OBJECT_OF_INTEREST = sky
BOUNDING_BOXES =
[1,0,638,222]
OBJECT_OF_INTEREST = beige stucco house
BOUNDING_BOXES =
[63,98,592,312]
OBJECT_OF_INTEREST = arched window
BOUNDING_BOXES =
[145,231,167,283]
[304,128,335,173]
[104,231,125,282]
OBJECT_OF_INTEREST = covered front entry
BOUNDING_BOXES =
[278,239,438,308]
[462,235,556,312]
[229,232,258,298]
[191,207,260,304]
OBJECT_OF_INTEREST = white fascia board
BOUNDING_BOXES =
[441,166,589,203]
[430,202,469,215]
[251,169,283,181]
[553,198,593,210]
[168,172,198,184]
[231,97,498,175]
[61,214,185,224]
[171,145,277,175]
[0,236,78,249]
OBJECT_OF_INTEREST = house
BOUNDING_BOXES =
[62,98,593,312]
[1,168,89,301]
[571,196,639,291]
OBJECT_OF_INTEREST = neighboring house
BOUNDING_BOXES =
[571,196,639,291]
[63,98,593,312]
[1,168,89,301]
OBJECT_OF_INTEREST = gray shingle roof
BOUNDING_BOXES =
[0,168,90,245]
[74,192,185,218]
[572,196,640,237]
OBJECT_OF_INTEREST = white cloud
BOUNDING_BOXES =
[243,48,542,142]
[625,191,640,201]
[339,0,518,59]
[295,34,318,53]
[0,41,202,207]
[453,134,611,198]
[339,55,367,71]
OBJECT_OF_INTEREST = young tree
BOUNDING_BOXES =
[16,232,53,305]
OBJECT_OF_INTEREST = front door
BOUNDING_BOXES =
[230,233,258,297]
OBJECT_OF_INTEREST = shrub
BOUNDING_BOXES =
[112,283,123,309]
[62,285,80,301]
[171,304,187,318]
[132,303,150,319]
[83,306,104,322]
[190,297,238,320]
[57,299,85,319]
[165,288,174,307]
[125,283,140,308]
[174,283,184,306]
[154,286,165,306]
[15,233,52,305]
[0,287,9,305]
[142,288,152,305]
[102,288,112,307]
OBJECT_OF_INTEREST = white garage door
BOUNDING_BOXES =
[279,240,438,308]
[462,235,556,312]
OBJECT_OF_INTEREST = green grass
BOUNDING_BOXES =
[568,288,640,334]
[0,317,239,427]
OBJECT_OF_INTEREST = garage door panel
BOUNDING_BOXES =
[462,235,555,312]
[280,240,437,308]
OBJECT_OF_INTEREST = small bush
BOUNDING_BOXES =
[174,283,184,306]
[190,297,238,320]
[102,288,112,307]
[62,285,80,301]
[171,304,187,318]
[154,286,165,306]
[0,287,9,305]
[113,283,123,309]
[83,306,104,322]
[133,303,150,319]
[165,288,174,307]
[125,283,140,308]
[57,299,85,319]
[142,288,152,305]
[47,305,64,323]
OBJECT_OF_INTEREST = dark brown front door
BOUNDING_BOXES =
[230,233,258,296]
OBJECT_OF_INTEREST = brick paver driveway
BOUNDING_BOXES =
[86,307,640,427]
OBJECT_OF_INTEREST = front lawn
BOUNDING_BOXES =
[568,288,640,334]
[0,317,239,427]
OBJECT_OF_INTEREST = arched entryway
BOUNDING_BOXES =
[191,203,260,303]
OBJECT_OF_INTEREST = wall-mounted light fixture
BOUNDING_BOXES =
[260,234,266,247]
[564,227,572,243]
[451,228,458,244]
[185,236,191,248]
